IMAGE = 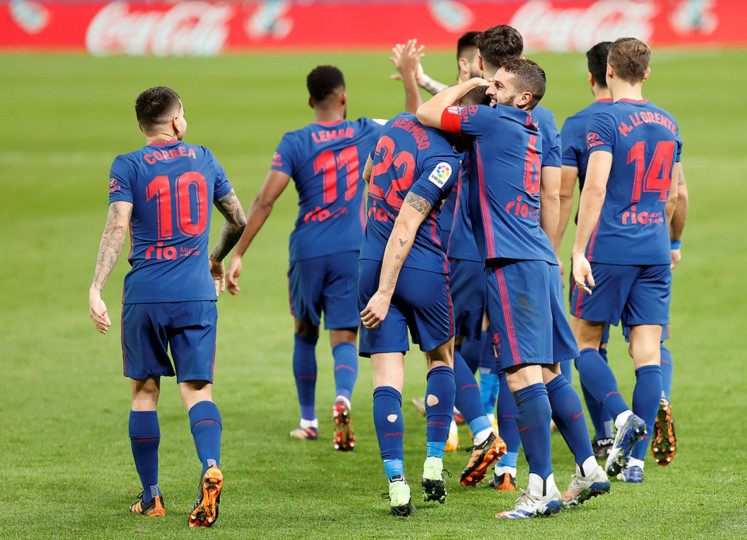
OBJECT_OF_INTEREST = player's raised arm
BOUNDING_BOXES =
[571,151,612,295]
[416,78,486,129]
[89,200,133,334]
[390,39,426,114]
[209,188,247,296]
[226,169,291,295]
[360,191,433,329]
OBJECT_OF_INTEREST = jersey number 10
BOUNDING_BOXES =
[146,172,208,240]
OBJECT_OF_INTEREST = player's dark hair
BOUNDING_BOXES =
[456,31,481,61]
[307,65,345,103]
[135,86,181,130]
[501,58,546,110]
[476,25,523,69]
[608,37,651,84]
[459,86,491,107]
[587,41,613,88]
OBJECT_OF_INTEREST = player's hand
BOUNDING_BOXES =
[209,257,225,297]
[670,248,681,269]
[360,291,393,329]
[89,288,111,335]
[390,39,426,82]
[226,254,242,296]
[571,252,594,295]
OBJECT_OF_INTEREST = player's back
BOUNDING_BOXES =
[446,160,481,262]
[109,140,233,303]
[561,99,613,190]
[361,112,462,273]
[458,104,556,264]
[271,118,383,261]
[533,104,561,168]
[586,99,682,265]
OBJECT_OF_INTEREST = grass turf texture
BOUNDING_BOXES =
[1,49,745,538]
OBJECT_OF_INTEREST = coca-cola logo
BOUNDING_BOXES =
[86,1,234,57]
[510,0,658,53]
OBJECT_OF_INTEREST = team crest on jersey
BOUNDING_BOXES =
[272,151,283,167]
[109,178,121,193]
[446,105,463,116]
[428,162,452,188]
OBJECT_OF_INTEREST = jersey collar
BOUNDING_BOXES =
[147,139,179,146]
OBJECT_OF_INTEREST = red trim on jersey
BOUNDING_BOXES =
[315,119,345,126]
[595,98,613,103]
[474,142,497,259]
[495,268,522,365]
[441,108,463,133]
[587,220,601,261]
[617,98,648,104]
[147,139,178,146]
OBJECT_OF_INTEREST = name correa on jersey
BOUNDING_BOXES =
[441,104,556,265]
[360,112,462,273]
[272,117,383,261]
[585,99,682,265]
[108,140,232,304]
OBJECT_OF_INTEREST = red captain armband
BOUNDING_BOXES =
[441,106,464,133]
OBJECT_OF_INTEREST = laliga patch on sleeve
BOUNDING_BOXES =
[428,162,452,188]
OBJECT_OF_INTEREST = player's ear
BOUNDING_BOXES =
[340,90,347,106]
[138,123,145,134]
[642,67,651,82]
[458,57,469,76]
[606,62,614,81]
[588,72,594,86]
[308,97,314,109]
[478,54,484,74]
[518,92,532,108]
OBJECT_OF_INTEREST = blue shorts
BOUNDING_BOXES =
[448,258,486,340]
[121,301,217,383]
[288,250,359,329]
[486,260,578,371]
[570,263,671,327]
[358,260,453,356]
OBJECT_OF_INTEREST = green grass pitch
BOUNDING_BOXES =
[0,48,745,538]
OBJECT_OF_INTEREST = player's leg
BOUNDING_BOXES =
[324,251,362,451]
[545,268,610,506]
[121,302,174,517]
[129,376,165,516]
[288,258,326,440]
[625,324,664,479]
[583,324,614,459]
[490,370,520,491]
[478,328,500,431]
[652,332,677,466]
[167,300,224,527]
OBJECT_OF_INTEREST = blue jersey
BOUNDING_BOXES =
[360,113,462,273]
[561,98,614,192]
[439,186,457,248]
[108,140,233,304]
[533,104,561,168]
[446,159,482,262]
[585,99,682,265]
[441,103,556,264]
[271,118,383,261]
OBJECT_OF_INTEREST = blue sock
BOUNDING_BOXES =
[188,401,222,474]
[461,337,481,373]
[513,383,553,480]
[560,359,573,385]
[582,381,612,440]
[373,386,404,477]
[425,365,456,459]
[453,350,487,427]
[599,345,609,363]
[496,371,521,468]
[293,333,318,421]
[383,459,405,481]
[631,365,662,461]
[546,375,594,467]
[660,344,673,401]
[129,410,160,502]
[575,347,629,419]
[479,371,499,417]
[332,342,358,402]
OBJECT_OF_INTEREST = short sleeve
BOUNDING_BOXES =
[586,111,615,155]
[108,155,133,205]
[539,115,562,168]
[441,104,494,135]
[560,119,581,168]
[674,123,683,163]
[409,155,460,206]
[206,148,232,199]
[271,133,297,176]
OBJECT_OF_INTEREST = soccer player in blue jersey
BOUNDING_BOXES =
[570,38,683,483]
[418,59,610,518]
[88,87,246,527]
[559,41,617,460]
[358,98,477,515]
[226,66,383,450]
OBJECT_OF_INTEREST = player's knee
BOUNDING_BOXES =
[295,318,320,338]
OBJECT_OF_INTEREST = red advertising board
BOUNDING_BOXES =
[2,0,745,55]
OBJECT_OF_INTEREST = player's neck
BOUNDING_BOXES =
[145,130,179,144]
[591,86,612,101]
[314,107,345,124]
[610,81,644,102]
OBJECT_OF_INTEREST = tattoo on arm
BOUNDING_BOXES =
[211,189,247,262]
[91,201,132,292]
[403,191,432,217]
